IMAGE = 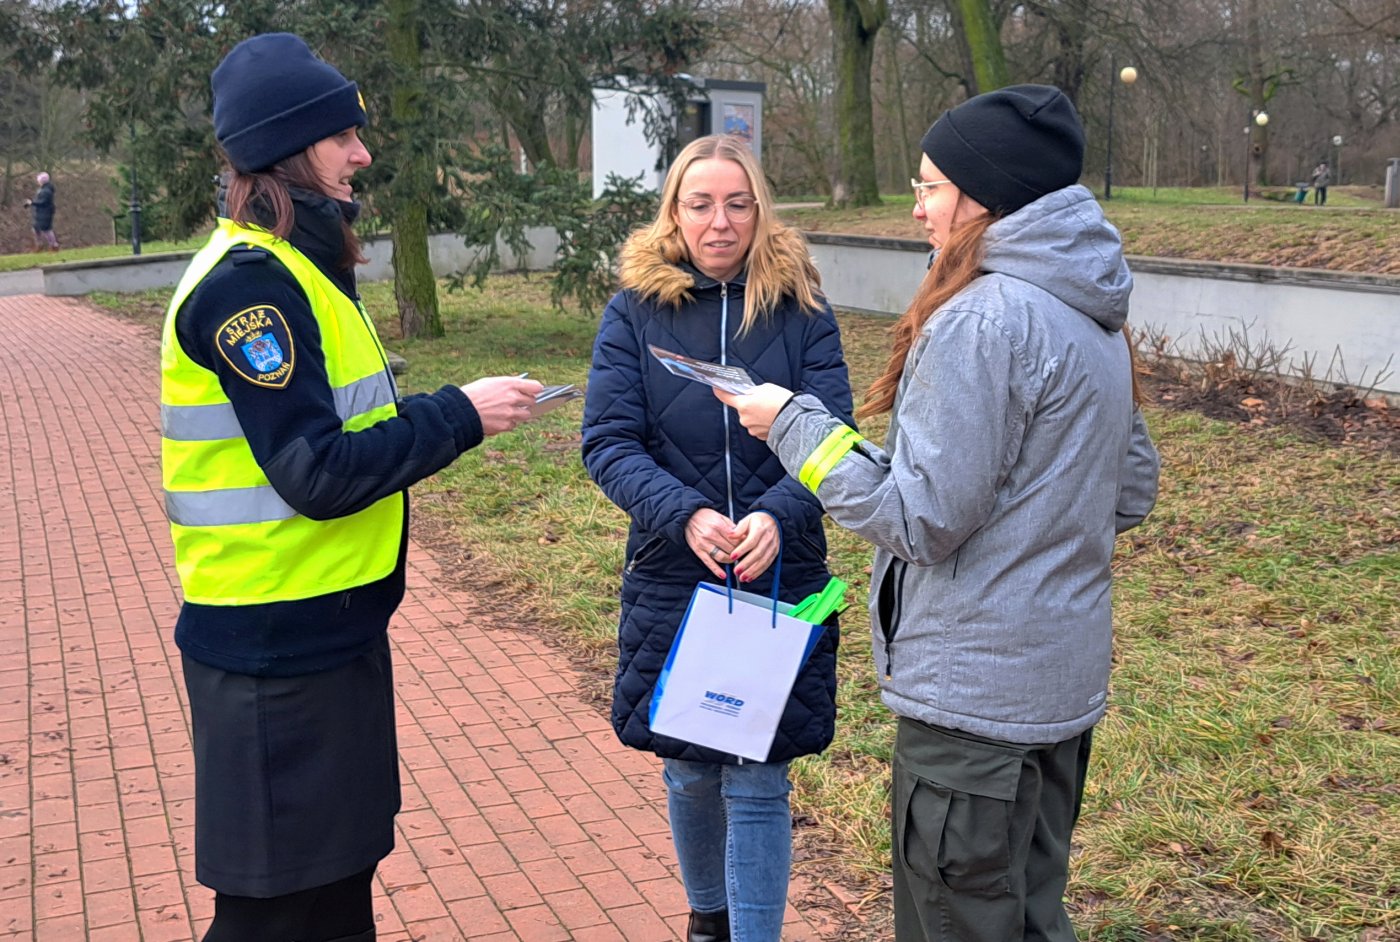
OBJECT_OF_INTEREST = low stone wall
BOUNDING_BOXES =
[804,232,1400,398]
[40,228,561,297]
[43,251,196,296]
[36,227,1398,398]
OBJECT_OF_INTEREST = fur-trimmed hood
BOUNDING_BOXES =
[617,223,819,305]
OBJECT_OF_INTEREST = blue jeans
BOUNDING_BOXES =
[662,758,793,942]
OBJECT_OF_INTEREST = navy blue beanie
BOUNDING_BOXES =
[920,84,1084,216]
[212,33,366,173]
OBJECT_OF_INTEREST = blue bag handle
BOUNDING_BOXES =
[725,513,781,627]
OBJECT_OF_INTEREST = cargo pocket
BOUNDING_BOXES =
[894,720,1024,897]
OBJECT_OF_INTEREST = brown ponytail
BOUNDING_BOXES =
[222,150,365,272]
[857,213,998,419]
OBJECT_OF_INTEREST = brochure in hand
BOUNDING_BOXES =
[528,383,585,418]
[647,344,756,395]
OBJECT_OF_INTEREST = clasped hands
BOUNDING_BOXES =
[685,508,780,582]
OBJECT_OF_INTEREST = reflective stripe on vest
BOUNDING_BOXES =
[162,372,395,442]
[160,219,403,605]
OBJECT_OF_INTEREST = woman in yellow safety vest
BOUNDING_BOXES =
[161,32,541,942]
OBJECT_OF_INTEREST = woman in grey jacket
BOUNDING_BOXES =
[719,85,1160,941]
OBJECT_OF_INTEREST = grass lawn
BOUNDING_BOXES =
[0,238,204,273]
[779,186,1400,275]
[93,273,1398,940]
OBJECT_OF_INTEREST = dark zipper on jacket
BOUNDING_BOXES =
[625,537,665,574]
[883,560,908,680]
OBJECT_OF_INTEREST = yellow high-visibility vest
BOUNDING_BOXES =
[160,218,402,605]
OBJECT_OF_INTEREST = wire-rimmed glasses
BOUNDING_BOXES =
[910,177,953,206]
[677,197,758,224]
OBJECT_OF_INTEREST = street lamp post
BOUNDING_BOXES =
[1243,109,1269,202]
[129,120,142,256]
[1332,134,1344,186]
[1104,61,1137,200]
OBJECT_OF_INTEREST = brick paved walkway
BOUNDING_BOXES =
[0,295,844,941]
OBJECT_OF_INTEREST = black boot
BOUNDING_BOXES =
[687,909,730,942]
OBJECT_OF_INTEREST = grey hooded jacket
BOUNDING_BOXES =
[768,185,1160,744]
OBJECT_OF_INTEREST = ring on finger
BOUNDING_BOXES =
[708,546,722,560]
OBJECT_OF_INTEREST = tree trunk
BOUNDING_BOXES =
[561,104,583,171]
[386,0,442,338]
[951,0,1009,96]
[1048,1,1088,104]
[497,84,555,169]
[826,0,887,207]
[884,27,909,192]
[1243,0,1269,186]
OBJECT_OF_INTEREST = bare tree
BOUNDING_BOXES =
[827,0,888,205]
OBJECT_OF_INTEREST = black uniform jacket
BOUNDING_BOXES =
[172,191,483,676]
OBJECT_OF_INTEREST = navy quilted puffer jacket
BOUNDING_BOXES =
[582,229,854,764]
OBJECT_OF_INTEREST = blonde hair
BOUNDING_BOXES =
[639,135,823,331]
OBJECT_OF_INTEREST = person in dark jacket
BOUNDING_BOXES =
[581,134,853,942]
[25,171,58,251]
[160,33,542,942]
[719,86,1160,941]
[1311,160,1331,205]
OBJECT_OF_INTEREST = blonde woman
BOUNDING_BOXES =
[581,135,853,942]
[719,86,1160,941]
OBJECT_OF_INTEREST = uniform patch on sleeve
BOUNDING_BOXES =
[215,304,296,388]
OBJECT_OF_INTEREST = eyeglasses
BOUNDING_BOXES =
[677,197,757,224]
[910,177,953,206]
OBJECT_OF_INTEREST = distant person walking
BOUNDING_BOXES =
[1311,160,1331,205]
[24,172,59,251]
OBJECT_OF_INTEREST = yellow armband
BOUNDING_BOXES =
[798,426,864,493]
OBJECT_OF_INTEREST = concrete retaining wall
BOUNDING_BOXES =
[41,228,561,297]
[356,228,560,283]
[36,227,1398,397]
[43,252,196,296]
[804,232,1400,398]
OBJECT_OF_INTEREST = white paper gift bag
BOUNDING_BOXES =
[649,581,826,762]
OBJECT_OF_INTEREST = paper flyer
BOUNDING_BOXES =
[528,383,584,418]
[647,344,756,395]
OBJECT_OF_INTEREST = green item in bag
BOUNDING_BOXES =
[788,577,849,623]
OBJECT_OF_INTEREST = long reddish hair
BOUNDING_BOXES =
[858,215,1147,418]
[221,150,364,272]
[858,214,996,419]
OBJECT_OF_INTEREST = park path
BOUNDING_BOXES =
[0,294,855,941]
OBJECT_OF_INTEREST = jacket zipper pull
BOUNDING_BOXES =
[885,645,894,681]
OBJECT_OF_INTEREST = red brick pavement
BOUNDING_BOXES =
[0,295,846,940]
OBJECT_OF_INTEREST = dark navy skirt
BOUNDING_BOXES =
[182,632,400,897]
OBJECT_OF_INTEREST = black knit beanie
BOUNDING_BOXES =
[212,33,367,173]
[920,84,1084,217]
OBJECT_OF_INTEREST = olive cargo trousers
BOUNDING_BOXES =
[891,717,1093,942]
